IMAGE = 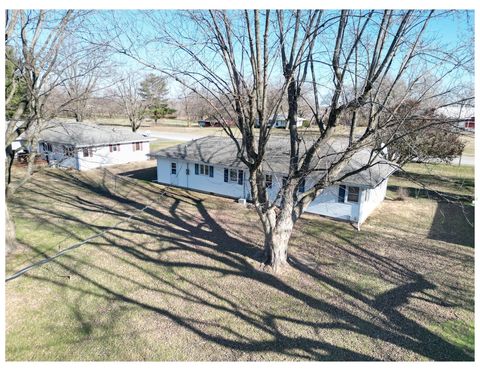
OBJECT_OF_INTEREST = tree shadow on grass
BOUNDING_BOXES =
[6,168,474,361]
[428,202,474,248]
[117,166,157,182]
[387,185,473,203]
[392,171,474,199]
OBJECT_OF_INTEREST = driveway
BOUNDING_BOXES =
[140,130,206,142]
[451,155,474,166]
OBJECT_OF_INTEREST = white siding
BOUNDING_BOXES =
[38,141,151,170]
[78,142,151,171]
[156,158,249,199]
[12,140,22,152]
[306,185,359,222]
[156,158,370,223]
[272,118,304,128]
[358,180,388,224]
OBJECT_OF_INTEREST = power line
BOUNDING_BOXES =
[6,169,168,283]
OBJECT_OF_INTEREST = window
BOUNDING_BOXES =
[224,168,243,185]
[133,142,143,151]
[347,186,360,203]
[229,169,238,182]
[63,145,75,157]
[194,163,214,177]
[338,185,346,203]
[265,174,273,189]
[42,142,52,152]
[282,176,288,187]
[171,162,177,175]
[82,148,93,157]
[109,144,120,152]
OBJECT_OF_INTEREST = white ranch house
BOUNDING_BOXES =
[151,136,396,226]
[32,122,155,170]
[436,105,475,132]
[255,115,306,128]
[269,114,306,128]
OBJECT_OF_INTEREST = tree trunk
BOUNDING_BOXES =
[5,144,15,193]
[5,148,17,253]
[263,218,294,271]
[5,206,17,254]
[131,120,138,132]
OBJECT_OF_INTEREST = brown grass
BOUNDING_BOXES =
[5,165,474,361]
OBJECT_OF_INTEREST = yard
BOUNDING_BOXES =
[461,133,475,157]
[5,162,474,361]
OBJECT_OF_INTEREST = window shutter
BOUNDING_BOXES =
[338,185,346,203]
[238,170,244,185]
[209,165,214,177]
[195,163,199,175]
[299,179,305,193]
[224,168,228,182]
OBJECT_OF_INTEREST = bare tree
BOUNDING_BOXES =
[4,10,99,251]
[4,10,96,192]
[178,87,195,127]
[58,41,113,122]
[104,10,474,271]
[116,72,147,132]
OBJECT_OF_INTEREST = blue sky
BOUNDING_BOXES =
[427,10,474,46]
[106,10,474,100]
[48,9,473,100]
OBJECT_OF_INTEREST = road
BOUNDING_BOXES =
[140,130,206,142]
[451,155,475,166]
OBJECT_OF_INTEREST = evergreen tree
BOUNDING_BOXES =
[138,73,173,123]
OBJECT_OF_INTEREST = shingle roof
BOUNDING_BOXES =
[28,121,154,147]
[151,136,397,188]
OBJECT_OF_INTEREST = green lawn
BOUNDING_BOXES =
[5,163,474,361]
[149,139,187,153]
[388,163,474,198]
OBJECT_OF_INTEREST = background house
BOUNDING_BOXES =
[436,105,475,132]
[198,118,234,127]
[31,122,155,170]
[269,114,306,128]
[151,136,396,225]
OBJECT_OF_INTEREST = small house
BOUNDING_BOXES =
[150,136,396,226]
[33,122,155,171]
[269,114,305,128]
[437,106,475,132]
